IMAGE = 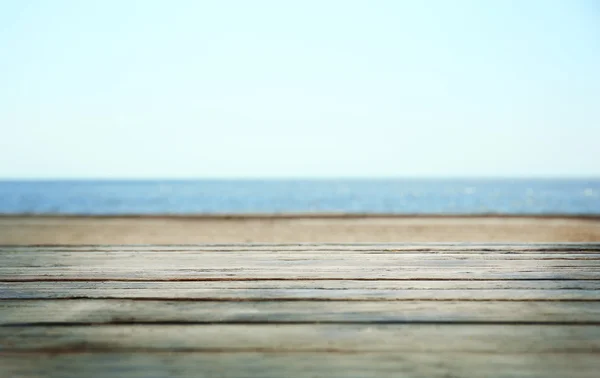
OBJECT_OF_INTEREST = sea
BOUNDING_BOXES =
[0,179,598,215]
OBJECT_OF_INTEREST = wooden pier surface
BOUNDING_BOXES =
[1,243,600,377]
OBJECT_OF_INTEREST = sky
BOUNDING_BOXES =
[0,0,599,179]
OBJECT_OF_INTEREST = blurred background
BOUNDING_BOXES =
[0,0,598,221]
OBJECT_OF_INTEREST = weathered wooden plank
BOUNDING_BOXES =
[5,249,600,258]
[2,300,600,325]
[3,279,599,297]
[2,267,598,281]
[2,352,600,378]
[1,244,598,378]
[3,252,600,269]
[2,352,599,378]
[2,325,599,353]
[3,251,599,283]
[1,288,597,300]
[1,284,598,300]
[2,242,600,252]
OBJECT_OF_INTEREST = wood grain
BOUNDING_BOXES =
[3,279,600,295]
[2,243,600,252]
[1,243,598,378]
[2,287,598,301]
[2,300,600,324]
[2,353,599,378]
[3,268,598,281]
[2,324,599,352]
[3,247,599,281]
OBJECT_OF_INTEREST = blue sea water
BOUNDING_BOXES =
[0,179,599,215]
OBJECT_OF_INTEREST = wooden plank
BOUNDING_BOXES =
[3,279,600,297]
[2,325,600,353]
[3,249,600,281]
[2,244,598,378]
[2,243,600,252]
[1,286,598,301]
[2,266,598,281]
[0,289,597,300]
[2,300,600,325]
[4,251,600,267]
[1,352,599,378]
[4,249,600,258]
[4,250,599,280]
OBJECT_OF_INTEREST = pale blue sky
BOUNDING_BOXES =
[1,0,598,178]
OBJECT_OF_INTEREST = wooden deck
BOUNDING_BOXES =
[1,243,599,377]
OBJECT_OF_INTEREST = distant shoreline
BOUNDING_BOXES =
[2,214,599,244]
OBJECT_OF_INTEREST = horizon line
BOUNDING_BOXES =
[1,176,600,181]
